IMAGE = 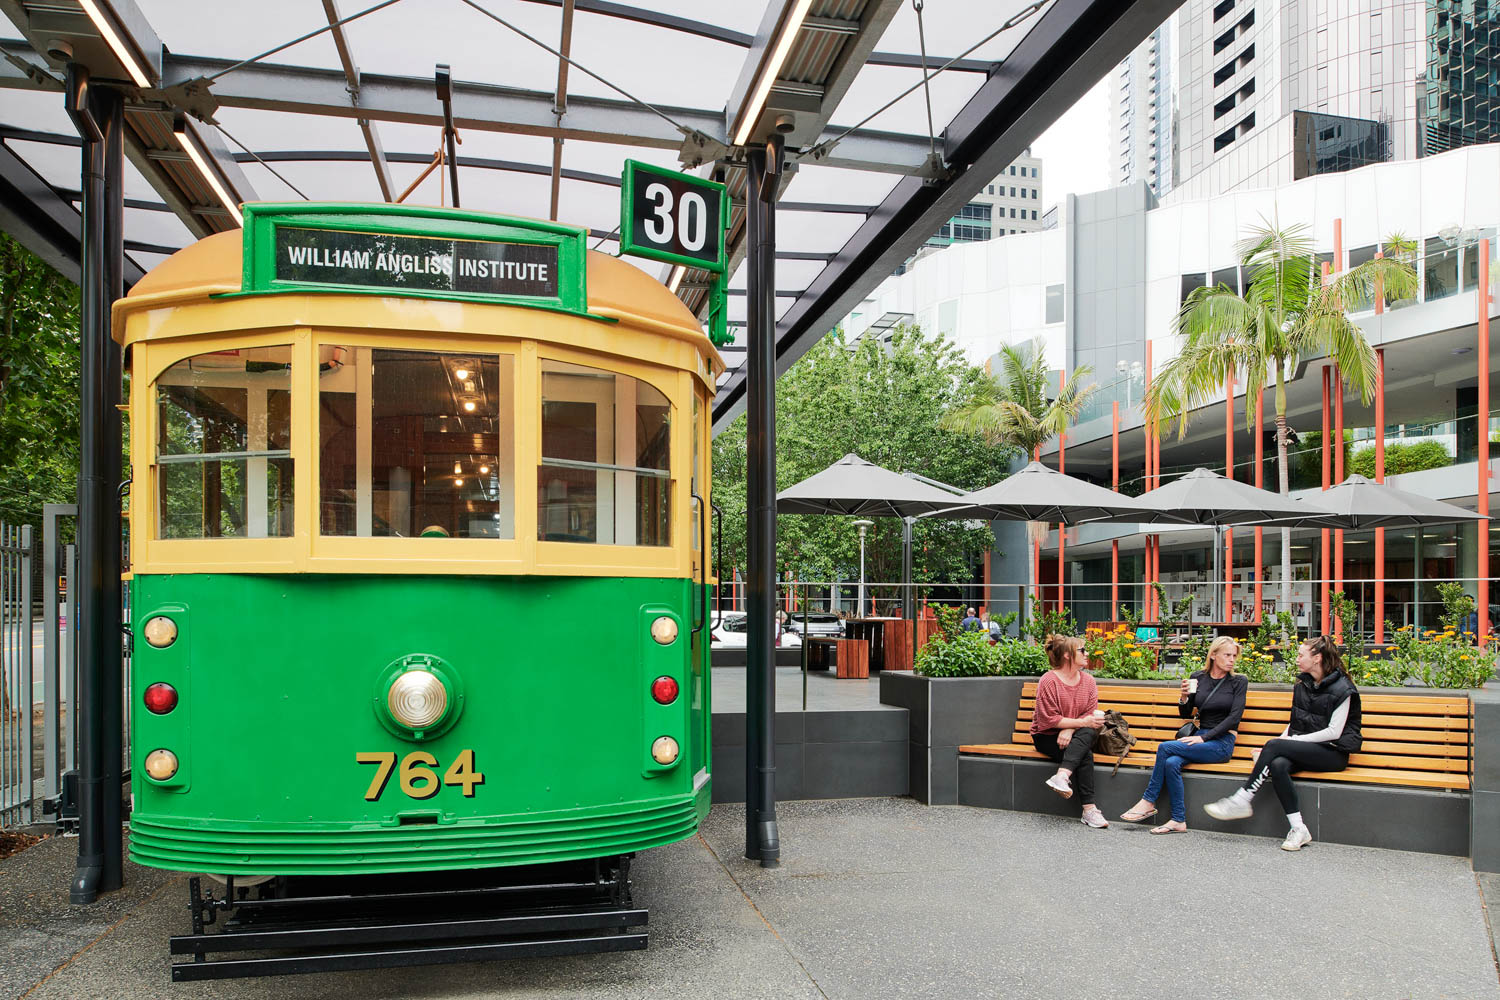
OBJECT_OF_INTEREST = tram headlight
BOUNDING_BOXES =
[387,670,448,730]
[650,736,679,765]
[651,616,678,645]
[143,616,177,648]
[144,748,179,781]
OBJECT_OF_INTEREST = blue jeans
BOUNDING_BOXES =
[1141,735,1236,822]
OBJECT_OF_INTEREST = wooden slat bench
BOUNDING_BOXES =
[960,682,1472,791]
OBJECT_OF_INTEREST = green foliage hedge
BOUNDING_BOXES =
[1347,440,1451,478]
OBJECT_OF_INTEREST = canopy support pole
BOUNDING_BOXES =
[744,137,782,868]
[68,68,125,904]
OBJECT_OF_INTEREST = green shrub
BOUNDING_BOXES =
[915,604,1001,677]
[1347,440,1452,479]
[1022,601,1077,646]
[993,637,1048,676]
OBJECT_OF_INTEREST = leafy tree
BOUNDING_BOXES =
[0,233,81,525]
[1145,220,1418,609]
[711,326,1016,603]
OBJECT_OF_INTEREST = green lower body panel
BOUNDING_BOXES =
[128,573,712,875]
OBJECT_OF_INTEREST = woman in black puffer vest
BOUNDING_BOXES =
[1203,634,1362,851]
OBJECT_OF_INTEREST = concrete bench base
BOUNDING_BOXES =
[958,755,1471,856]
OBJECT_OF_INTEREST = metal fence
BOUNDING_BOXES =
[0,524,34,826]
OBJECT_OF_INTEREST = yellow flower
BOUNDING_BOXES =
[1130,651,1143,657]
[1461,655,1471,661]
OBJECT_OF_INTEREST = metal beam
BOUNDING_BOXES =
[712,0,1183,430]
[321,0,394,201]
[143,53,934,175]
[0,137,143,284]
[509,0,996,71]
[549,0,575,220]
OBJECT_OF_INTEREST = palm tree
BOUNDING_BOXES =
[944,337,1099,457]
[1145,218,1419,611]
[943,337,1099,599]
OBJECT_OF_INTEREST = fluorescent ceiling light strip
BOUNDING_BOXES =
[78,0,153,88]
[174,128,243,227]
[733,0,815,147]
[667,264,686,294]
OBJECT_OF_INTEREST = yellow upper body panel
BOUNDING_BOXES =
[113,227,723,383]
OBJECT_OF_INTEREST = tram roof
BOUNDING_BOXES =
[0,0,1176,430]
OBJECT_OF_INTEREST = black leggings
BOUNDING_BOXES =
[1033,727,1096,804]
[1243,738,1349,814]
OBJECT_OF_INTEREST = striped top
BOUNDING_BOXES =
[1030,670,1098,734]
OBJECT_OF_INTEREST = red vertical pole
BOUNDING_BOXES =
[1033,443,1041,609]
[1480,236,1491,648]
[1058,370,1066,615]
[1321,361,1332,635]
[1145,340,1156,622]
[1255,384,1264,623]
[1375,249,1387,643]
[1112,401,1120,617]
[1334,361,1345,640]
[1225,372,1235,620]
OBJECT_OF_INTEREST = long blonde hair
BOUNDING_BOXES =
[1206,635,1240,673]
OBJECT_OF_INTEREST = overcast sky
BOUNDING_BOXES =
[1031,80,1112,211]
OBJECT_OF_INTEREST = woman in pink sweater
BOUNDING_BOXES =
[1031,634,1108,828]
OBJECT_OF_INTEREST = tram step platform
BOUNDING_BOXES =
[169,856,645,981]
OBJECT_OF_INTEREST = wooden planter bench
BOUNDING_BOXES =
[807,637,870,678]
[961,681,1473,791]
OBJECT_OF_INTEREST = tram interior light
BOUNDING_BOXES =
[464,380,476,393]
[732,0,815,146]
[480,464,490,475]
[463,400,476,412]
[454,478,464,487]
[453,462,462,474]
[455,367,470,380]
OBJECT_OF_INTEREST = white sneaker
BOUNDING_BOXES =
[1080,807,1109,829]
[1204,795,1253,821]
[1281,825,1313,852]
[1044,772,1073,799]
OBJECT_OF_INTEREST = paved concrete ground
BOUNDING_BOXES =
[5,799,1498,999]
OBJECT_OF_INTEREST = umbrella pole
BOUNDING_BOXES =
[902,517,914,624]
[802,583,808,711]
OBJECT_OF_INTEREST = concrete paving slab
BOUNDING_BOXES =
[4,801,1498,999]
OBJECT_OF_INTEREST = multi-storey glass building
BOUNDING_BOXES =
[1112,24,1176,196]
[1422,0,1500,154]
[847,143,1500,632]
[923,149,1045,253]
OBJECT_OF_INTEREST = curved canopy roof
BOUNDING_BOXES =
[0,0,1176,427]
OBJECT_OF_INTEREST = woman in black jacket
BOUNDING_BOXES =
[1120,636,1248,834]
[1204,634,1363,851]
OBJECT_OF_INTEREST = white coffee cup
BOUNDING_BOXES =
[1093,709,1105,721]
[1186,678,1199,695]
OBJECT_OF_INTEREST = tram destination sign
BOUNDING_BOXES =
[619,160,728,273]
[274,228,559,298]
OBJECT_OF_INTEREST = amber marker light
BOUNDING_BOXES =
[143,616,177,648]
[651,616,678,645]
[144,749,179,780]
[651,736,679,765]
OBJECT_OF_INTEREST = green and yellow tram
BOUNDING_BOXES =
[116,203,723,976]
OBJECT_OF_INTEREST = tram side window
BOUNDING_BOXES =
[155,347,293,539]
[319,347,514,539]
[539,360,671,546]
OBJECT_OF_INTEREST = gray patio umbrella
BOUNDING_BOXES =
[927,461,1153,524]
[1142,467,1343,527]
[776,453,963,517]
[1302,474,1484,529]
